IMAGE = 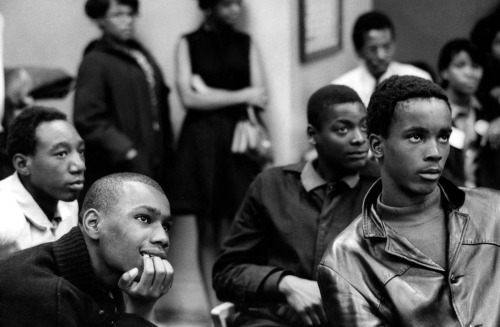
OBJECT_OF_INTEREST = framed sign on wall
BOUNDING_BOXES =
[299,0,342,63]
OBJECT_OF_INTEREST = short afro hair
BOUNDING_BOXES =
[353,11,395,53]
[438,38,485,88]
[367,75,450,138]
[6,106,67,159]
[307,84,364,129]
[85,0,139,19]
[80,172,165,223]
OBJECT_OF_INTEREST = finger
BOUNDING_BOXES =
[163,259,174,290]
[317,305,328,325]
[117,267,139,290]
[150,256,167,293]
[136,255,155,290]
[305,306,321,326]
[297,309,313,326]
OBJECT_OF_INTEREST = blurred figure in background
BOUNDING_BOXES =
[172,0,268,306]
[0,106,84,259]
[438,38,500,189]
[332,10,431,107]
[470,5,500,104]
[74,0,173,199]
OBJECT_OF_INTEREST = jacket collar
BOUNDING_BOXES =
[362,177,466,239]
[5,173,69,230]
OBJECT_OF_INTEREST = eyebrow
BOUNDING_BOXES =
[403,126,452,134]
[49,140,85,151]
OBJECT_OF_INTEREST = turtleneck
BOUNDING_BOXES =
[377,187,448,269]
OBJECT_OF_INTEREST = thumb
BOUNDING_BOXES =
[118,267,139,290]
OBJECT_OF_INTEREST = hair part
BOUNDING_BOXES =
[367,75,450,138]
[307,84,364,129]
[352,10,395,53]
[79,172,165,224]
[85,0,139,19]
[6,106,67,159]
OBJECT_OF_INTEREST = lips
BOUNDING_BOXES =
[346,151,368,160]
[68,179,84,191]
[419,168,442,181]
[140,249,167,260]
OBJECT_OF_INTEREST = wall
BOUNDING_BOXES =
[0,0,372,165]
[374,0,499,77]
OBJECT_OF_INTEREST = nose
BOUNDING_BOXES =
[351,127,366,144]
[376,46,388,60]
[69,151,86,174]
[424,139,443,162]
[151,222,170,249]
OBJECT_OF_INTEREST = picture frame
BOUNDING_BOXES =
[299,0,342,63]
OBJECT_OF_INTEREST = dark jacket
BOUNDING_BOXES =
[74,37,173,190]
[318,178,500,327]
[0,227,156,327]
[213,160,379,326]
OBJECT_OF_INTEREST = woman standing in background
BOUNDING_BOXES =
[172,0,268,306]
[74,0,174,197]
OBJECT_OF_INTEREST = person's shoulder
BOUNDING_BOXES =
[461,187,500,233]
[332,65,363,85]
[320,214,365,266]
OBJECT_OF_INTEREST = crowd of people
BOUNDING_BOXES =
[1,0,500,326]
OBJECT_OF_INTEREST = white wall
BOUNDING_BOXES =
[0,0,372,164]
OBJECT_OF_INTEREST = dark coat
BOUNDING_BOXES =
[74,37,173,191]
[0,227,157,327]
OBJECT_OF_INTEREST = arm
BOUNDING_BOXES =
[73,55,135,162]
[317,264,387,327]
[212,176,287,306]
[175,37,267,110]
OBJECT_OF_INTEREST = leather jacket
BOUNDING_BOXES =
[318,178,500,327]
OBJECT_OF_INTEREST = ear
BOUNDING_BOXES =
[369,134,384,159]
[12,154,30,176]
[81,209,102,241]
[307,124,318,146]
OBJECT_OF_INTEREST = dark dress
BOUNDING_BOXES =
[171,27,261,219]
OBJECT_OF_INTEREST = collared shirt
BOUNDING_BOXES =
[213,159,379,313]
[318,178,500,327]
[332,61,432,107]
[0,172,78,259]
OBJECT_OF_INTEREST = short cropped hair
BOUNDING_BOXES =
[367,75,450,138]
[437,38,485,88]
[80,173,165,223]
[85,0,139,19]
[307,84,363,129]
[198,0,222,10]
[353,11,395,53]
[6,106,67,159]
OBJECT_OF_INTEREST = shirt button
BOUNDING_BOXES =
[153,122,160,131]
[98,309,105,316]
[450,274,458,283]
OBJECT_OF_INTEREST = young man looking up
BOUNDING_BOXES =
[0,106,85,259]
[213,84,379,326]
[318,75,500,326]
[332,11,431,107]
[0,173,174,326]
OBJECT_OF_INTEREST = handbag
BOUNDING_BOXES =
[231,105,273,167]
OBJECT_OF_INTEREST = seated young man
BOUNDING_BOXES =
[318,75,500,326]
[0,172,174,326]
[0,106,85,259]
[212,84,379,327]
[332,10,431,107]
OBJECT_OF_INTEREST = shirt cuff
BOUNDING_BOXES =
[258,270,293,301]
